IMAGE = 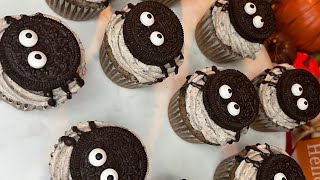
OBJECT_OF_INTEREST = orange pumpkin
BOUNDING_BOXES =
[274,0,320,53]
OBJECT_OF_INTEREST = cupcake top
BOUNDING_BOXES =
[50,121,148,180]
[106,2,184,83]
[235,144,305,180]
[254,64,320,129]
[0,13,85,107]
[185,67,259,145]
[211,0,275,59]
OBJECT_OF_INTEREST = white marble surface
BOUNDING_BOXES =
[0,0,285,179]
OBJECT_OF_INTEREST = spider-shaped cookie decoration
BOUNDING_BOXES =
[115,2,184,79]
[236,144,305,180]
[187,67,259,142]
[0,13,84,106]
[259,66,320,123]
[59,121,148,180]
[214,0,275,43]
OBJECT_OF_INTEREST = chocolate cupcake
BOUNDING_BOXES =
[50,121,148,180]
[0,13,85,111]
[168,67,259,145]
[45,0,109,21]
[99,1,184,88]
[142,0,179,6]
[195,0,275,63]
[251,64,320,132]
[214,143,305,180]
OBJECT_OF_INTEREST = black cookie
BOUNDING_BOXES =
[0,14,83,105]
[257,154,305,180]
[122,2,184,67]
[62,122,148,180]
[228,0,275,43]
[276,69,320,123]
[202,69,259,132]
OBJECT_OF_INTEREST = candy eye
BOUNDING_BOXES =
[27,51,47,69]
[297,98,308,111]
[150,31,164,46]
[89,148,107,167]
[227,102,240,116]
[219,85,232,99]
[140,12,154,27]
[274,172,287,180]
[253,16,264,28]
[291,83,303,96]
[19,29,38,47]
[100,169,118,180]
[244,2,256,15]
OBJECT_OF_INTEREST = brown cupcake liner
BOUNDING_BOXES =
[99,34,155,89]
[168,86,217,145]
[45,0,107,21]
[195,8,242,63]
[213,148,248,180]
[142,0,179,6]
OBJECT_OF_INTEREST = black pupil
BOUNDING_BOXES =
[299,87,303,91]
[107,175,114,180]
[228,89,232,94]
[147,14,152,19]
[95,153,103,160]
[35,54,41,60]
[234,104,240,110]
[250,4,255,8]
[157,34,162,39]
[261,18,264,23]
[304,101,308,105]
[26,33,32,38]
[282,178,286,180]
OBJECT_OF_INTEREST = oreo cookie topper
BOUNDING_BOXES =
[236,144,305,180]
[59,122,148,180]
[116,2,184,76]
[261,67,320,123]
[0,13,84,106]
[216,0,275,43]
[188,67,259,141]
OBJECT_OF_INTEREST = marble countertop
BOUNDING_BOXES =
[0,0,285,179]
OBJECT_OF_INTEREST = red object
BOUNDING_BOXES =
[293,52,320,79]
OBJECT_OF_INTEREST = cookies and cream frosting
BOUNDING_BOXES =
[185,67,259,145]
[253,64,320,129]
[212,0,261,60]
[50,121,148,180]
[0,14,85,110]
[234,144,305,180]
[106,2,184,84]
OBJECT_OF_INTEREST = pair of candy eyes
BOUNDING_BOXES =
[140,12,164,46]
[219,85,241,116]
[19,29,47,69]
[291,83,309,111]
[244,2,264,29]
[88,148,119,180]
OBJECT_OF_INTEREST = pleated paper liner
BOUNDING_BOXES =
[45,0,107,21]
[195,7,241,63]
[168,86,217,145]
[99,35,155,89]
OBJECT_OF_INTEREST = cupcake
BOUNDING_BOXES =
[99,1,184,88]
[214,143,305,180]
[195,0,275,63]
[251,64,320,132]
[168,67,259,145]
[0,13,85,111]
[50,121,148,180]
[142,0,179,6]
[45,0,109,21]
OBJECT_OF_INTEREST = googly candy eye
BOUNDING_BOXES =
[253,16,264,28]
[100,169,118,180]
[27,51,47,69]
[219,85,232,99]
[227,102,240,116]
[244,2,257,15]
[274,172,287,180]
[150,31,164,46]
[291,83,303,96]
[89,148,107,167]
[297,98,308,111]
[140,12,155,27]
[19,29,38,47]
